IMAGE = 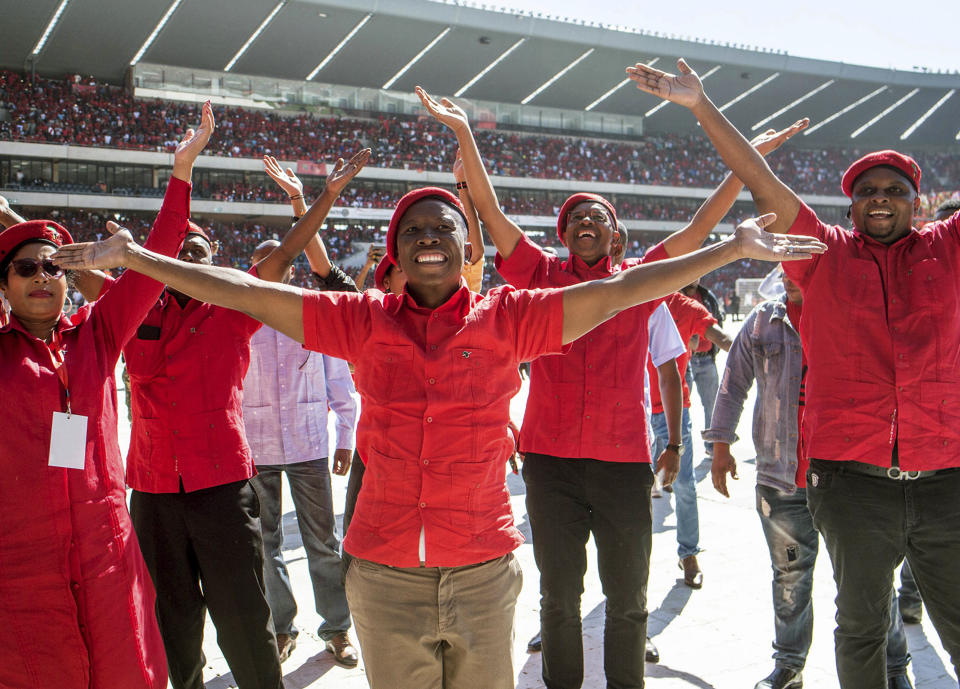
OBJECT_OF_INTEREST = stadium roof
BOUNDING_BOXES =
[6,0,960,149]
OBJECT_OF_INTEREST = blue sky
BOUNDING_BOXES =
[478,0,956,73]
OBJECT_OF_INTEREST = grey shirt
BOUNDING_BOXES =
[703,297,803,493]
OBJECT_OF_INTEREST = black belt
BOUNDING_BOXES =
[835,460,945,481]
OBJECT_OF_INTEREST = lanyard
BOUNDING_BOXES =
[45,329,72,415]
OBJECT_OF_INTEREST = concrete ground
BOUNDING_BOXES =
[114,327,956,689]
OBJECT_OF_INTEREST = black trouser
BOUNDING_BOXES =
[807,459,960,688]
[340,451,366,582]
[130,480,283,689]
[524,453,654,689]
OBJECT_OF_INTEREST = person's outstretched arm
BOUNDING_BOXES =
[628,59,803,235]
[417,87,525,259]
[54,230,305,342]
[559,213,825,345]
[255,149,371,283]
[661,121,808,257]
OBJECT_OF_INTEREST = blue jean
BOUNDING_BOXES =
[687,354,719,451]
[756,485,910,674]
[650,408,700,558]
[251,459,351,641]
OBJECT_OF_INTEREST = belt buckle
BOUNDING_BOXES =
[886,467,921,481]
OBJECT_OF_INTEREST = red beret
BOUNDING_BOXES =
[374,254,392,291]
[556,193,618,244]
[385,187,466,265]
[186,220,213,244]
[0,220,73,264]
[840,150,921,198]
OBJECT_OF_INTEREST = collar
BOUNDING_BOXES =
[563,252,614,279]
[399,278,472,319]
[0,309,79,339]
[851,225,920,247]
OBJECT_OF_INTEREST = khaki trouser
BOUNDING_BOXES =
[346,553,522,689]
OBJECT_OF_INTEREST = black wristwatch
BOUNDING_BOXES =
[665,443,683,454]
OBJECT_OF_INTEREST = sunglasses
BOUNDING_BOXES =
[7,257,64,279]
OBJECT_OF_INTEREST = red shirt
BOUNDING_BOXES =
[302,283,564,567]
[124,269,262,493]
[495,235,668,462]
[689,291,715,353]
[0,178,188,688]
[647,292,717,414]
[783,202,960,471]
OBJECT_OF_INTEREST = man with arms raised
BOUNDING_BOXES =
[629,57,960,688]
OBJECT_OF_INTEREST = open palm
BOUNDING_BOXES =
[627,58,704,108]
[734,214,827,262]
[325,148,371,196]
[416,86,469,133]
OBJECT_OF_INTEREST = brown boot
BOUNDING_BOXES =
[680,555,703,588]
[325,632,359,667]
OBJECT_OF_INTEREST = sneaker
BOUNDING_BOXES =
[325,632,359,667]
[276,633,296,663]
[755,668,802,689]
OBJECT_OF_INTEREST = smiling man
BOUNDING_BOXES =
[628,58,960,689]
[54,181,822,689]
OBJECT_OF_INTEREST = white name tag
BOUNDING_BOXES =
[49,412,88,470]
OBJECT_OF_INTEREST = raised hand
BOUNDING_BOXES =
[626,58,704,109]
[323,148,371,198]
[732,213,827,261]
[751,119,809,157]
[53,224,137,271]
[416,86,469,133]
[263,155,303,198]
[173,101,215,181]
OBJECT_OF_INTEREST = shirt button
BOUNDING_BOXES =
[429,378,435,384]
[587,391,592,395]
[171,401,176,407]
[426,417,433,423]
[430,345,438,350]
[173,430,178,435]
[420,502,427,508]
[585,415,591,419]
[587,364,592,369]
[844,436,850,442]
[423,459,429,465]
[898,354,904,360]
[71,581,80,590]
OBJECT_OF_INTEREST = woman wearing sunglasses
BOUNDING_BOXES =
[0,102,214,689]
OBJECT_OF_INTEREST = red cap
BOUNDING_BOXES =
[840,150,921,198]
[186,220,212,244]
[0,220,73,264]
[556,193,618,244]
[374,254,393,291]
[385,187,466,265]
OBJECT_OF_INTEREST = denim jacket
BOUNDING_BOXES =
[703,298,802,493]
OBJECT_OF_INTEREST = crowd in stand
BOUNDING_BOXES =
[2,70,958,199]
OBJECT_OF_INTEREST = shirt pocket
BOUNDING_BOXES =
[125,336,165,379]
[360,345,415,405]
[448,347,501,408]
[901,257,947,315]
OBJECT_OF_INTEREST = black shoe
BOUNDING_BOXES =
[645,637,659,663]
[527,631,542,652]
[755,668,802,689]
[899,603,922,625]
[888,675,914,689]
